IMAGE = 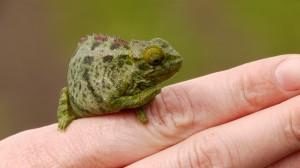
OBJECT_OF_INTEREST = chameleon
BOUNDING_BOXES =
[57,34,182,130]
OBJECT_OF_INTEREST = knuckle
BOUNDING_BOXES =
[283,101,300,146]
[149,86,198,136]
[238,71,276,112]
[177,131,236,168]
[166,86,197,127]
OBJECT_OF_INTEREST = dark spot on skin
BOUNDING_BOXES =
[91,42,100,50]
[110,65,116,72]
[79,36,88,43]
[114,38,129,45]
[83,56,94,65]
[118,54,128,59]
[111,38,129,49]
[125,60,132,65]
[83,70,89,81]
[94,34,108,42]
[103,55,113,63]
[161,43,168,48]
[86,80,94,93]
[73,82,77,89]
[101,77,106,88]
[78,83,81,90]
[137,83,149,90]
[118,60,124,67]
[70,70,74,79]
[85,75,103,103]
[110,43,120,50]
[105,83,111,89]
[138,63,148,70]
[114,38,129,49]
[69,95,90,116]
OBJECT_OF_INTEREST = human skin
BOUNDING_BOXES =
[1,54,300,168]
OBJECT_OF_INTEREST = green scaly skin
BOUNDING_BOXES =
[57,87,77,130]
[57,34,182,131]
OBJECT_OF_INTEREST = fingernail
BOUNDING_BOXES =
[275,57,300,91]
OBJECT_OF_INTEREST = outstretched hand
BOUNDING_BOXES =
[1,54,300,168]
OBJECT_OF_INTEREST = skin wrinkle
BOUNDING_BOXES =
[179,85,197,128]
[147,95,178,143]
[192,135,215,168]
[267,152,300,168]
[217,132,236,168]
[239,72,264,113]
[158,88,177,129]
[190,139,209,168]
[272,55,291,89]
[267,98,300,167]
[284,104,300,148]
[156,87,193,142]
[148,97,164,126]
[167,86,184,127]
[227,129,243,168]
[187,129,238,168]
[168,86,194,127]
[206,132,230,167]
[234,56,288,116]
[165,86,190,129]
[145,95,184,148]
[225,73,247,118]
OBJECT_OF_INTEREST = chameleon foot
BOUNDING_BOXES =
[57,87,77,131]
[58,115,76,131]
[136,107,148,124]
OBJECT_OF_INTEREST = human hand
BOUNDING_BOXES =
[1,54,300,168]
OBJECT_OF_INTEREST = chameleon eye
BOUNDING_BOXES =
[143,46,165,66]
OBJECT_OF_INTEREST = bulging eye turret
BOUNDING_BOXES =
[143,46,165,66]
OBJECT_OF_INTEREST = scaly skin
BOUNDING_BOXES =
[57,34,182,131]
[57,87,77,130]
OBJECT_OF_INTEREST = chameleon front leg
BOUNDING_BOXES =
[110,86,161,123]
[57,87,77,131]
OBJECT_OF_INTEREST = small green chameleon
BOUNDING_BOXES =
[57,34,182,130]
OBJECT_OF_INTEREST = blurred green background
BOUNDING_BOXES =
[1,0,300,139]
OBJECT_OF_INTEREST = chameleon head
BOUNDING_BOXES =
[130,38,183,86]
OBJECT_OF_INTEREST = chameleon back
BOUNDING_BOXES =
[67,35,133,117]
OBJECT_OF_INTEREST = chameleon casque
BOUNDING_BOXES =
[57,34,182,130]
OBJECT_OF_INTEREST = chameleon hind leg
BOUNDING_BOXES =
[57,87,77,131]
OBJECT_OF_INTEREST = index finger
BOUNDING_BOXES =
[1,54,300,167]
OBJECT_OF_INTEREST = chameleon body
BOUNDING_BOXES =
[57,34,182,130]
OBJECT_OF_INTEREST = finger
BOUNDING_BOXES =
[1,55,300,167]
[149,54,300,139]
[127,95,300,168]
[268,152,300,168]
[0,115,156,168]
